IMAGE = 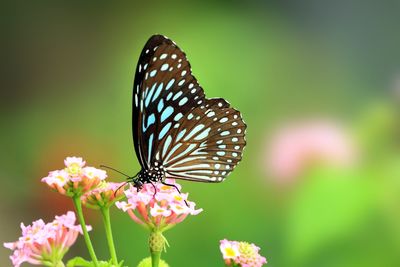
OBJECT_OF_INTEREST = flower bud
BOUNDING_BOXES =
[149,231,166,253]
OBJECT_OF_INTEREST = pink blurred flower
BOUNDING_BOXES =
[4,211,91,267]
[220,239,267,267]
[265,119,357,183]
[220,239,240,260]
[81,181,125,209]
[41,156,107,197]
[115,179,202,231]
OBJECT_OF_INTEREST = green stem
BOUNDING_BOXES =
[150,251,161,267]
[72,196,99,267]
[100,207,118,266]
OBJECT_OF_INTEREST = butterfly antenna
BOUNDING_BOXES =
[100,165,130,178]
[114,181,128,196]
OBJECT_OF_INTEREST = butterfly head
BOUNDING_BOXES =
[132,179,144,192]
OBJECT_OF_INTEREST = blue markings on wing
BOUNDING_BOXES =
[150,70,157,77]
[161,63,169,71]
[161,106,174,122]
[164,143,182,162]
[221,131,230,136]
[178,97,188,106]
[148,133,154,163]
[176,129,186,142]
[148,114,155,126]
[194,127,211,141]
[184,124,205,141]
[152,83,164,102]
[157,99,164,112]
[173,91,183,101]
[145,83,157,107]
[159,122,172,140]
[143,113,156,132]
[166,92,173,101]
[166,79,175,90]
[174,112,183,121]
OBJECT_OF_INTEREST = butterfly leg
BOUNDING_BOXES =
[161,180,189,207]
[150,181,157,199]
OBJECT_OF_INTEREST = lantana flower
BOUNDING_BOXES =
[220,239,267,267]
[81,181,125,209]
[115,179,202,232]
[41,157,106,266]
[41,156,107,197]
[4,211,91,267]
[116,179,202,264]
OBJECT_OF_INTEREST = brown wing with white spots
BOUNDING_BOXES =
[156,98,247,182]
[132,35,205,169]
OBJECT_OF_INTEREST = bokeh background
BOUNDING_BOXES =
[1,1,400,266]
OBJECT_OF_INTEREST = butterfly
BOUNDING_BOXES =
[129,34,247,192]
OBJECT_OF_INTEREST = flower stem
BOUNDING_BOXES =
[72,196,99,267]
[150,251,161,267]
[100,207,118,266]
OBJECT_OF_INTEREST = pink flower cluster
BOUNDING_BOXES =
[4,211,91,267]
[41,157,107,196]
[265,119,357,183]
[220,239,267,267]
[116,179,202,231]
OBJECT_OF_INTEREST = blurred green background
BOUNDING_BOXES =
[1,1,400,266]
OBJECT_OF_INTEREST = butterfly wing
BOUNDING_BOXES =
[132,35,246,182]
[132,35,205,169]
[161,98,247,182]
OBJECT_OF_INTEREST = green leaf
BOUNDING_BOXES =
[66,257,92,267]
[66,257,122,267]
[137,257,169,267]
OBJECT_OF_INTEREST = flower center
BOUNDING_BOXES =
[174,195,183,201]
[66,163,81,176]
[160,185,171,190]
[56,175,65,183]
[225,247,236,257]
